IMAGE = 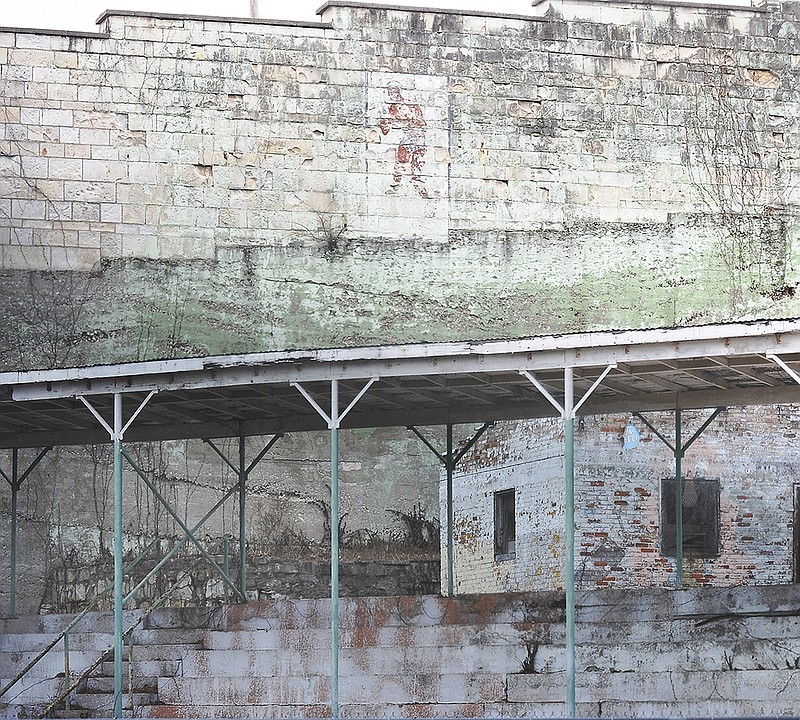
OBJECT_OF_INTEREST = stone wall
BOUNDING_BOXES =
[2,2,800,367]
[0,429,442,616]
[4,1,800,612]
[449,406,800,593]
[5,586,800,717]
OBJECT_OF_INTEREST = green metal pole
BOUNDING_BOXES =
[330,379,340,719]
[239,434,247,599]
[10,449,18,618]
[446,424,454,598]
[113,393,123,719]
[63,630,71,713]
[675,408,683,590]
[223,536,230,604]
[564,367,576,718]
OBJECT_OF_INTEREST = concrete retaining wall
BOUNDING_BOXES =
[3,587,800,717]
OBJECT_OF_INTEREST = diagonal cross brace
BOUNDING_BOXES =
[78,391,157,440]
[293,378,378,428]
[519,364,616,419]
[123,483,240,604]
[1,446,52,488]
[204,434,283,476]
[407,422,494,469]
[122,449,246,602]
[768,354,800,387]
[635,407,725,457]
[407,421,494,599]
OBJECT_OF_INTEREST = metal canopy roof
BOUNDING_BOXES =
[3,319,800,449]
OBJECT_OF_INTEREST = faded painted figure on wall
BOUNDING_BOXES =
[380,84,430,198]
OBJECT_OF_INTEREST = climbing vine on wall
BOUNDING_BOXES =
[684,53,795,309]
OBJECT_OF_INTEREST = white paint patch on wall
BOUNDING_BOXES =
[444,419,567,593]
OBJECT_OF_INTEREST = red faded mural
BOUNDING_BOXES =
[380,84,430,198]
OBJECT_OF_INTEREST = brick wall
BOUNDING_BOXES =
[449,406,800,592]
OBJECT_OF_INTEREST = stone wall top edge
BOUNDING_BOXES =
[0,25,108,38]
[534,0,769,10]
[95,9,333,30]
[316,0,545,23]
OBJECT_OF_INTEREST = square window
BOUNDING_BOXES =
[661,477,719,557]
[494,489,516,560]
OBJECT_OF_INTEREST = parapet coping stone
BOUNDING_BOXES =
[0,11,331,37]
[0,0,771,40]
[316,0,545,22]
[96,9,332,29]
[530,0,769,12]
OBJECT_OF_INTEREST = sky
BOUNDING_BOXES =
[0,0,538,33]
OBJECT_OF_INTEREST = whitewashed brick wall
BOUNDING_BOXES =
[448,406,799,591]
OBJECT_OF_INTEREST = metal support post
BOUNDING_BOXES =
[223,537,230,603]
[635,407,724,590]
[330,379,340,719]
[519,363,615,720]
[63,630,71,713]
[1,446,51,618]
[239,434,247,597]
[407,422,492,597]
[675,409,683,589]
[445,425,454,598]
[78,390,155,720]
[564,367,576,718]
[292,377,377,719]
[112,393,123,719]
[204,433,283,601]
[10,449,18,619]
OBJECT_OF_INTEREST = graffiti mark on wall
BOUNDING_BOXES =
[379,84,430,198]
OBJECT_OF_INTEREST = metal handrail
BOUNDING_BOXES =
[3,476,243,706]
[39,567,197,719]
[0,537,160,700]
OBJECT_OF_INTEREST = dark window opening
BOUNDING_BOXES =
[494,489,516,560]
[661,477,719,557]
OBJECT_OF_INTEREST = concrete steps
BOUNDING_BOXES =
[0,614,201,717]
[4,588,800,717]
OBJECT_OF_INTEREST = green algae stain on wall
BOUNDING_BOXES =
[53,217,795,369]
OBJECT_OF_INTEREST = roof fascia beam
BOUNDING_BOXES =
[9,328,800,402]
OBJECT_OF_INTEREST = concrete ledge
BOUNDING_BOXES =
[316,0,546,22]
[96,9,332,30]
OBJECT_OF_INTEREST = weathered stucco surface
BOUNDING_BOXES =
[3,2,800,366]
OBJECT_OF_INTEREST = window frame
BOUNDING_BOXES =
[660,477,720,557]
[494,488,516,561]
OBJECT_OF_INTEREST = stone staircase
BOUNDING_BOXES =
[0,610,207,718]
[2,587,800,717]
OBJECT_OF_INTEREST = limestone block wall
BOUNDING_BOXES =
[5,0,800,614]
[449,405,800,593]
[2,3,800,366]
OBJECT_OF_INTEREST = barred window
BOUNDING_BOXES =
[661,477,719,556]
[494,489,516,560]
